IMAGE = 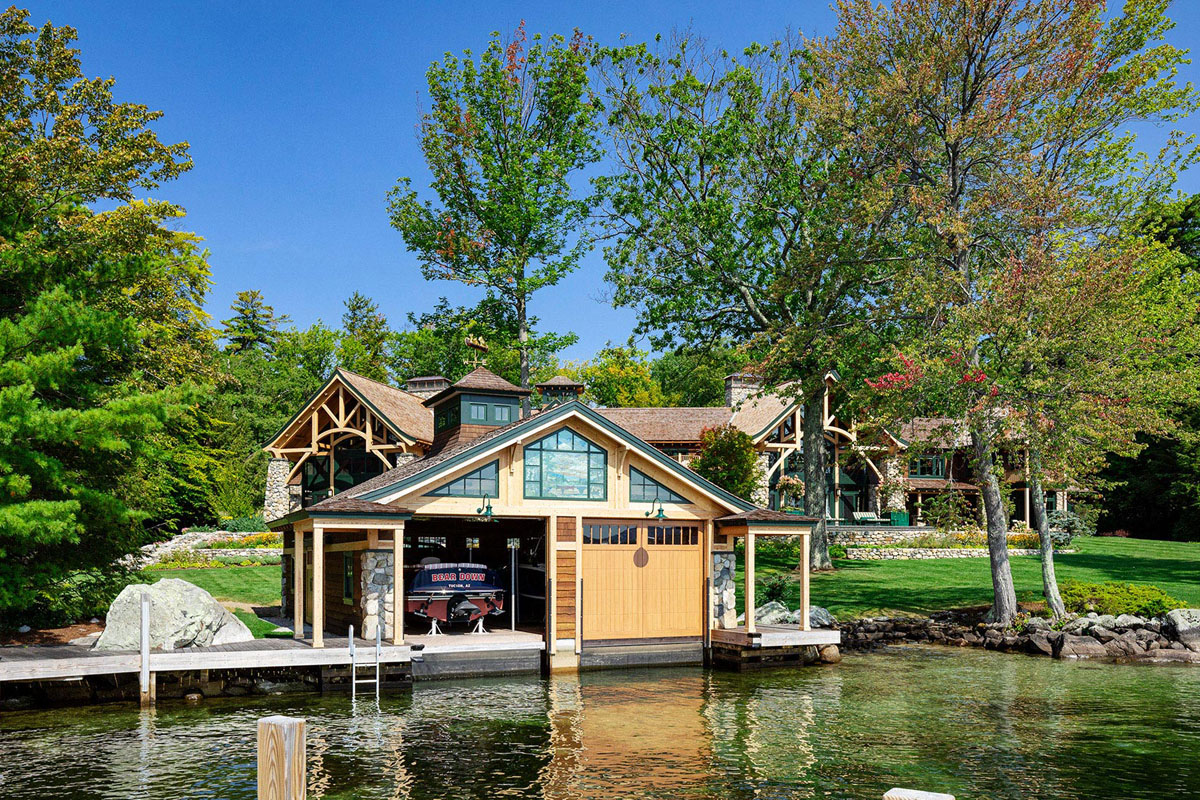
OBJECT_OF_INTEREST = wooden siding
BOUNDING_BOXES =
[557,516,576,542]
[556,550,577,639]
[322,551,362,636]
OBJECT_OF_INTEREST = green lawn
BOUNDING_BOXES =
[744,536,1200,620]
[147,565,281,607]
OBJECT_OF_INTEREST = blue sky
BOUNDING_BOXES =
[25,2,1200,360]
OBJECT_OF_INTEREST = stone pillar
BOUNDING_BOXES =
[280,552,293,617]
[264,458,300,522]
[360,550,395,641]
[711,552,737,629]
[724,373,763,408]
[881,456,907,514]
[753,451,772,508]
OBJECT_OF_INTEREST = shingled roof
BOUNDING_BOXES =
[594,407,733,443]
[337,369,434,443]
[896,417,971,448]
[422,367,531,407]
[305,495,413,515]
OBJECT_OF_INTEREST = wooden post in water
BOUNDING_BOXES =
[139,592,154,708]
[884,790,955,800]
[258,716,306,800]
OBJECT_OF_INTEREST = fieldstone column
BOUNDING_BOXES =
[752,451,772,508]
[360,550,395,640]
[264,458,300,521]
[711,552,738,629]
[280,552,293,617]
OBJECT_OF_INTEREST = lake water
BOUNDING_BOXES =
[1,646,1198,799]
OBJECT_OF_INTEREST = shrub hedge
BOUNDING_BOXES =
[1059,579,1186,617]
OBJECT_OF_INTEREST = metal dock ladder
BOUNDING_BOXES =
[347,622,381,701]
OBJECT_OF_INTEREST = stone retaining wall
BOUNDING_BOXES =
[844,547,1044,560]
[829,527,930,546]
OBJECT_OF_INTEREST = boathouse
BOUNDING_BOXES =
[264,367,837,671]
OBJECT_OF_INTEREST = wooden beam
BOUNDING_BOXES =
[312,526,324,649]
[799,532,811,631]
[293,530,304,640]
[392,521,405,645]
[746,529,756,635]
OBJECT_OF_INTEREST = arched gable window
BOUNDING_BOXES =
[524,428,607,500]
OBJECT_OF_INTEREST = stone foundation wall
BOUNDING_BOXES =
[360,550,395,640]
[712,552,737,629]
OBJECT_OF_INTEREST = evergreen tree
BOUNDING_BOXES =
[221,290,286,354]
[0,9,197,619]
[337,291,390,382]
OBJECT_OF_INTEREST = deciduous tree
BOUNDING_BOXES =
[389,23,600,413]
[690,426,762,501]
[596,35,902,568]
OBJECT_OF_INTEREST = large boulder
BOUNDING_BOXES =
[754,600,791,625]
[1054,633,1109,659]
[94,579,253,651]
[809,606,837,629]
[1166,609,1200,653]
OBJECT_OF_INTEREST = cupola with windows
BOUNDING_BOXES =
[535,375,585,408]
[423,367,531,452]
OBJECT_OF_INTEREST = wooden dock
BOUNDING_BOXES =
[0,635,413,683]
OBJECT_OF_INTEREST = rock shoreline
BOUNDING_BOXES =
[840,608,1200,664]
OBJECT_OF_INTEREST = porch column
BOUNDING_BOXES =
[312,525,324,648]
[832,445,841,523]
[292,529,304,640]
[745,529,756,635]
[1024,486,1030,524]
[799,531,811,631]
[391,521,405,645]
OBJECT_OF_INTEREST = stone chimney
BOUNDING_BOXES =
[404,376,450,400]
[724,373,762,408]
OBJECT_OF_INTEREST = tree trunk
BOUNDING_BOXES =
[1028,449,1066,619]
[971,429,1019,625]
[803,392,832,570]
[516,291,530,417]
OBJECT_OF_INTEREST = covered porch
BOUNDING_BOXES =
[710,509,840,660]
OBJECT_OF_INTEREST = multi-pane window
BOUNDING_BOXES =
[469,403,488,422]
[629,466,688,504]
[583,522,638,544]
[648,525,699,546]
[524,428,607,500]
[909,456,946,478]
[428,460,499,497]
[495,405,511,423]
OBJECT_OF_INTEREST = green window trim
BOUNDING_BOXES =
[428,460,500,498]
[629,466,689,504]
[524,427,607,501]
[909,455,946,478]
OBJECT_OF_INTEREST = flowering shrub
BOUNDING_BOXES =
[206,532,283,549]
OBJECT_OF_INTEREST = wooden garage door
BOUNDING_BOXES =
[581,521,702,641]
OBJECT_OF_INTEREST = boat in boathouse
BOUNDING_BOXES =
[406,562,505,633]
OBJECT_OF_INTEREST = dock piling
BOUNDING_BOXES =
[139,592,154,708]
[257,715,306,800]
[884,789,955,800]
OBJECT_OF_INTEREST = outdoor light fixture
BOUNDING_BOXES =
[645,498,667,520]
[477,494,494,520]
